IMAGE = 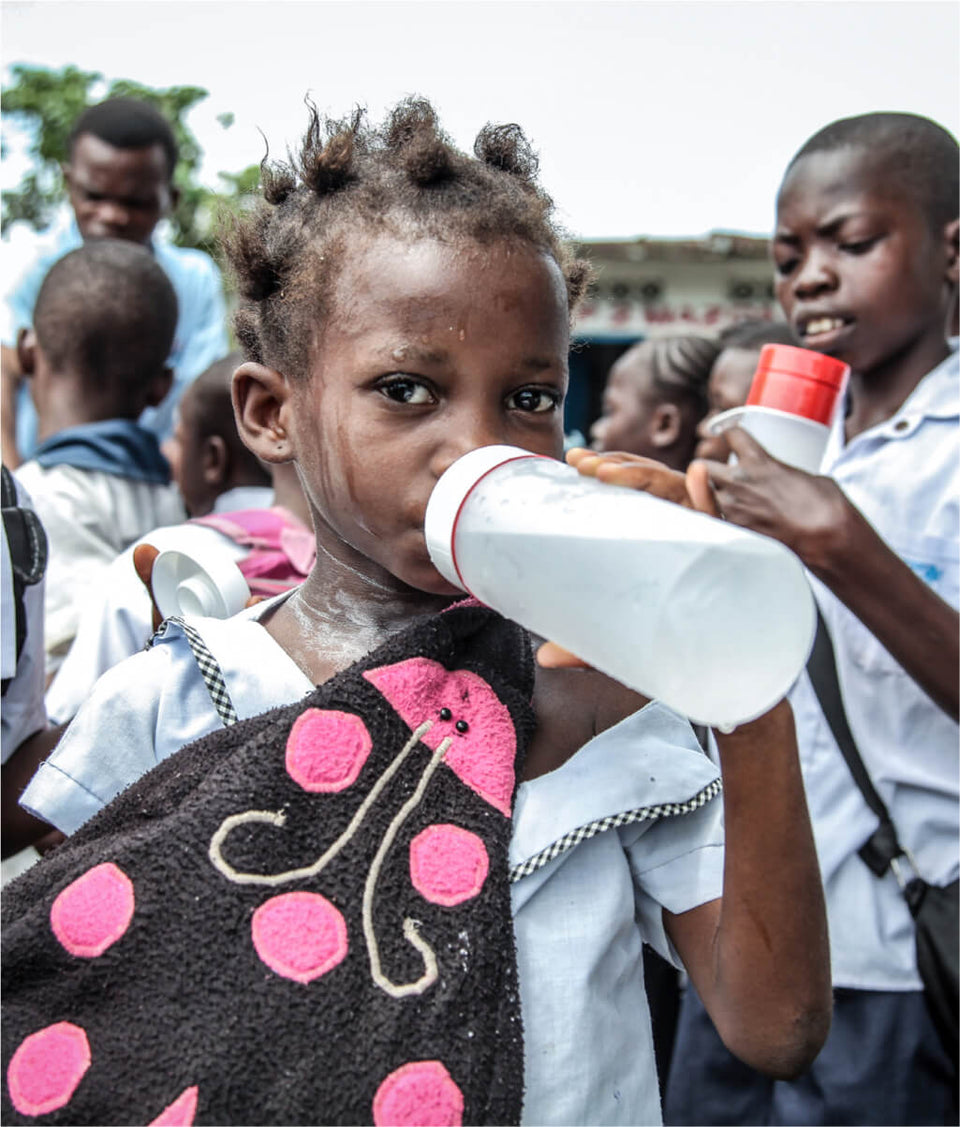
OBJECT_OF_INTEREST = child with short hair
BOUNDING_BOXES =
[590,334,720,471]
[6,100,829,1127]
[43,353,312,727]
[13,240,185,675]
[664,111,959,1125]
[694,319,800,463]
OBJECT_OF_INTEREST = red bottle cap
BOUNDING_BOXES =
[746,344,850,426]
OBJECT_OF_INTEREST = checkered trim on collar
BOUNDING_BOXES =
[149,616,239,727]
[509,776,722,882]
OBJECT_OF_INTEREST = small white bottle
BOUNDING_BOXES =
[151,544,250,620]
[425,445,815,729]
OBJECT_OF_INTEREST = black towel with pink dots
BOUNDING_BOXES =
[2,602,534,1126]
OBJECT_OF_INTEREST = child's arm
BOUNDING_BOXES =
[687,428,959,721]
[663,700,832,1078]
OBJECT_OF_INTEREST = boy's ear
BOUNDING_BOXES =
[16,329,36,377]
[202,434,230,489]
[650,402,682,449]
[233,362,295,464]
[144,366,174,409]
[944,218,959,286]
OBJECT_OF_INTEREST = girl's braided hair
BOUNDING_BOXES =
[221,98,593,380]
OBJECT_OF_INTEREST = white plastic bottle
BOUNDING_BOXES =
[425,445,816,729]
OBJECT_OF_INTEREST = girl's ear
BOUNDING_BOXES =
[232,362,295,464]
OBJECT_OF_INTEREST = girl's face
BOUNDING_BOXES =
[284,233,570,596]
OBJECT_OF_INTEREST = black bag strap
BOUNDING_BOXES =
[806,605,906,878]
[1,464,48,696]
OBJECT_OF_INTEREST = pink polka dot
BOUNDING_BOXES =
[286,708,372,792]
[149,1085,198,1126]
[373,1060,464,1127]
[50,862,135,958]
[252,892,348,983]
[409,825,489,907]
[7,1022,91,1116]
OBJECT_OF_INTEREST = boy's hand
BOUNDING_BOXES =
[133,543,163,631]
[686,427,849,567]
[566,447,692,506]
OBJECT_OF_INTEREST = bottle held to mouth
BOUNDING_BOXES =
[705,343,850,473]
[425,445,816,729]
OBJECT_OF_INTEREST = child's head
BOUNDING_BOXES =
[65,98,179,246]
[773,112,958,379]
[694,320,799,461]
[163,352,271,517]
[225,98,590,596]
[21,239,177,434]
[589,334,719,471]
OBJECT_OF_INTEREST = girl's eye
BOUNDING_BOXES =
[773,257,798,277]
[377,377,435,406]
[507,387,560,414]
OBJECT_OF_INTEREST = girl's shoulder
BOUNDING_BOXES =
[524,662,652,781]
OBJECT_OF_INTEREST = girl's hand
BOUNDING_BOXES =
[685,427,850,568]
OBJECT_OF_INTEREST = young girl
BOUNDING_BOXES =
[8,100,829,1127]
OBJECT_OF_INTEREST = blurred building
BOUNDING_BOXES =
[565,230,783,440]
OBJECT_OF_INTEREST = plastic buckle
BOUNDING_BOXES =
[889,849,922,892]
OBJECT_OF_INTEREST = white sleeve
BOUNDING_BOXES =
[21,640,223,834]
[621,795,725,968]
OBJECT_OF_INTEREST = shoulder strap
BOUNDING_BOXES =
[806,605,904,877]
[1,465,48,694]
[149,616,239,727]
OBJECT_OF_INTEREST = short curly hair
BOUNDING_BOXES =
[220,98,592,380]
[783,112,958,233]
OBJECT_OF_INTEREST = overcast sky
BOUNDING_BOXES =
[2,0,958,240]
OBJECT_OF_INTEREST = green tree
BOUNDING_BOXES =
[1,63,260,258]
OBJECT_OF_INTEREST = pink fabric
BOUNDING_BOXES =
[286,709,373,793]
[50,862,135,958]
[251,892,348,984]
[372,1060,464,1127]
[363,659,517,816]
[7,1022,91,1116]
[149,1086,198,1126]
[190,507,315,596]
[409,825,489,907]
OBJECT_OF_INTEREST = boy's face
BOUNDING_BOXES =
[694,346,759,462]
[590,344,659,456]
[773,147,952,377]
[284,233,570,596]
[64,133,173,246]
[162,393,211,517]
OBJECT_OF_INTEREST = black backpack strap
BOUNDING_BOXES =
[1,465,48,694]
[806,604,905,877]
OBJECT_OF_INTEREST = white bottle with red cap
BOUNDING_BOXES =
[706,343,850,472]
[424,445,816,729]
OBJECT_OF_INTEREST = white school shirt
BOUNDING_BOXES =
[13,461,185,675]
[22,598,724,1126]
[788,346,959,991]
[44,485,273,725]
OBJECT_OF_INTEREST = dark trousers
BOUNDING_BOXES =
[663,985,958,1126]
